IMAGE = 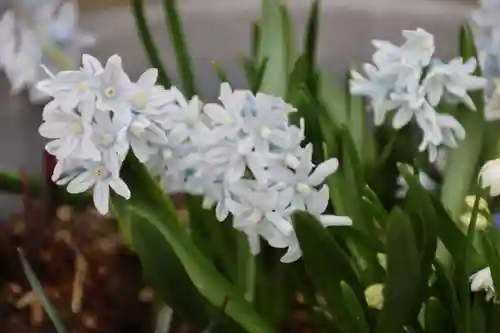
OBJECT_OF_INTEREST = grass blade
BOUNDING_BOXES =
[18,248,67,333]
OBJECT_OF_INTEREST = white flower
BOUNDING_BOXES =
[45,1,95,49]
[4,29,42,94]
[372,28,434,68]
[95,55,132,115]
[128,69,174,114]
[37,54,103,108]
[400,28,435,67]
[479,157,500,196]
[204,82,246,128]
[418,113,465,162]
[59,160,131,215]
[161,88,212,146]
[39,99,100,161]
[390,87,434,130]
[92,111,129,175]
[422,58,486,110]
[470,267,496,302]
[0,1,94,103]
[239,92,295,151]
[272,145,336,213]
[128,115,168,163]
[350,64,399,125]
[38,58,353,262]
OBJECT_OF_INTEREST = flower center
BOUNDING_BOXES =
[94,166,107,180]
[68,121,84,136]
[202,196,215,210]
[284,154,300,169]
[99,133,114,147]
[296,183,311,196]
[77,81,87,92]
[132,91,148,110]
[185,112,199,126]
[130,122,146,137]
[162,149,173,160]
[247,211,262,225]
[260,126,271,139]
[104,86,117,98]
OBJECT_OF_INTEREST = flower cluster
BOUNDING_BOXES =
[350,28,486,162]
[471,0,500,120]
[38,54,352,263]
[0,0,94,102]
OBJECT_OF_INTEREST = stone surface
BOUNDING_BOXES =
[0,0,476,217]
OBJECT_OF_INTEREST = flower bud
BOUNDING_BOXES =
[364,283,385,310]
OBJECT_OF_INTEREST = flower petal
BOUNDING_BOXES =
[318,214,353,227]
[109,177,131,199]
[93,181,110,214]
[67,171,95,194]
[307,158,339,186]
[305,185,330,215]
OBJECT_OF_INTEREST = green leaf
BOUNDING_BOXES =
[398,165,438,320]
[257,0,287,95]
[162,0,198,97]
[455,192,481,333]
[18,249,67,333]
[304,0,320,73]
[318,72,349,126]
[470,295,486,333]
[425,297,453,333]
[184,196,236,280]
[251,22,261,59]
[346,68,366,163]
[340,281,370,333]
[279,5,296,73]
[376,208,420,333]
[114,154,274,333]
[294,212,365,331]
[131,0,171,87]
[480,231,500,297]
[126,208,210,326]
[430,196,485,274]
[440,24,485,222]
[433,260,461,327]
[212,61,229,83]
[362,186,388,230]
[236,232,256,303]
[0,171,41,195]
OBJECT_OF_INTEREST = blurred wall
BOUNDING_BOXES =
[0,0,475,218]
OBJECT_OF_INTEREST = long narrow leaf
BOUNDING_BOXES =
[131,0,171,87]
[376,208,420,333]
[114,155,274,333]
[162,0,198,97]
[441,24,485,221]
[257,0,287,95]
[18,249,67,333]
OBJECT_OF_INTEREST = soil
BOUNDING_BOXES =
[0,202,155,333]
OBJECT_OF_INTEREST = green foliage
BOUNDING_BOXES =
[11,1,500,332]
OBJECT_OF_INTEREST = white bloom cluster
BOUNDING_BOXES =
[0,0,94,102]
[471,0,500,120]
[38,54,352,263]
[350,28,486,162]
